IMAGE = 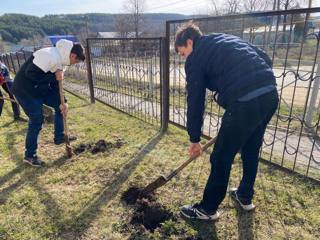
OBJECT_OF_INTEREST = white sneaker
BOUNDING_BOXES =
[229,187,256,211]
[180,203,220,221]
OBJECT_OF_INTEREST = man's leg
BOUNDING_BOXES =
[43,92,64,143]
[200,106,254,213]
[237,92,279,201]
[3,82,20,119]
[14,95,44,158]
[181,101,262,220]
[199,92,279,213]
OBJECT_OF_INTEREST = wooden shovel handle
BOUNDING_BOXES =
[166,136,217,180]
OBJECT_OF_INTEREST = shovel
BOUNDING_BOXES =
[141,136,217,196]
[0,96,17,103]
[58,79,73,158]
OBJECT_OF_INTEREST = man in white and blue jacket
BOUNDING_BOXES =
[12,39,85,167]
[175,23,279,220]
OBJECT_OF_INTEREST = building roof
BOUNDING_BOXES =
[97,32,118,38]
[46,35,79,45]
[97,32,140,38]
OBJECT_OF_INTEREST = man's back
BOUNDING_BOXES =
[185,34,276,108]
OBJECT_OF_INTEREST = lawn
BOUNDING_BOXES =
[0,93,319,240]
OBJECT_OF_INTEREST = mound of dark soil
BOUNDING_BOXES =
[131,198,173,231]
[73,138,125,155]
[121,186,173,231]
[121,187,156,205]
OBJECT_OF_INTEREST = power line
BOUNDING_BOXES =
[147,0,208,12]
[147,0,190,11]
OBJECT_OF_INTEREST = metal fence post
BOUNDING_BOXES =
[5,54,11,72]
[306,62,320,127]
[148,59,154,98]
[85,39,95,103]
[9,53,16,74]
[160,23,170,133]
[16,52,21,69]
[115,57,121,87]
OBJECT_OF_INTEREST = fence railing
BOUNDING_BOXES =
[83,37,165,128]
[0,50,33,74]
[1,8,320,182]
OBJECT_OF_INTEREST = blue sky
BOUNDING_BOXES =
[0,0,211,16]
[1,0,320,16]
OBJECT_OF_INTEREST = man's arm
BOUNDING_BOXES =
[186,62,206,144]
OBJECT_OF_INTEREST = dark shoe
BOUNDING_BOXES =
[23,155,45,167]
[180,203,220,221]
[229,187,256,211]
[14,116,28,122]
[54,136,77,145]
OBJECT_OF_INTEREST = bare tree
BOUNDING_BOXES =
[209,0,222,15]
[209,0,242,15]
[243,0,268,12]
[227,0,242,13]
[123,0,146,38]
[114,14,132,38]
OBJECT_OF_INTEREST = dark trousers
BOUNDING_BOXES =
[14,92,64,158]
[200,90,279,213]
[0,81,20,118]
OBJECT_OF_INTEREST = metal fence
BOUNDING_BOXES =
[64,55,91,99]
[82,37,165,127]
[165,7,320,181]
[0,50,33,74]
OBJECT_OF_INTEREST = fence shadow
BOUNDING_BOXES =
[184,218,218,240]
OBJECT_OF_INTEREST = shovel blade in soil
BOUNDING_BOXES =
[141,176,167,196]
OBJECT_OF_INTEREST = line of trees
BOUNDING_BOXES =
[209,0,312,15]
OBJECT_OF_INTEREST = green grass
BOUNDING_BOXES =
[0,93,319,240]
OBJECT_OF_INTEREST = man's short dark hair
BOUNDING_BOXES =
[174,21,202,53]
[71,43,85,61]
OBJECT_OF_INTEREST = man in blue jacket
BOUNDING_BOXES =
[175,23,279,220]
[12,39,85,167]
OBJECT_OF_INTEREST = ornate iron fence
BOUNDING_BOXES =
[84,38,165,127]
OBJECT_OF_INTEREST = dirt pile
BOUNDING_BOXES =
[73,138,125,155]
[121,187,173,231]
[131,198,173,231]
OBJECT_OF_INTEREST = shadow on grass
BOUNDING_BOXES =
[0,127,28,189]
[0,154,70,205]
[0,119,15,128]
[51,131,165,238]
[235,208,255,240]
[5,128,26,164]
[68,102,92,111]
[184,217,218,240]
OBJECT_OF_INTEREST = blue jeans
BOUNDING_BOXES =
[15,92,64,158]
[200,89,279,213]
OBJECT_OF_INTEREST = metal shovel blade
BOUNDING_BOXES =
[141,175,167,196]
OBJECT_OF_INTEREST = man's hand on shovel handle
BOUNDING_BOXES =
[59,103,68,118]
[55,70,64,81]
[189,142,203,158]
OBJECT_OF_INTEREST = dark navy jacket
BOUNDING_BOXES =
[185,34,276,143]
